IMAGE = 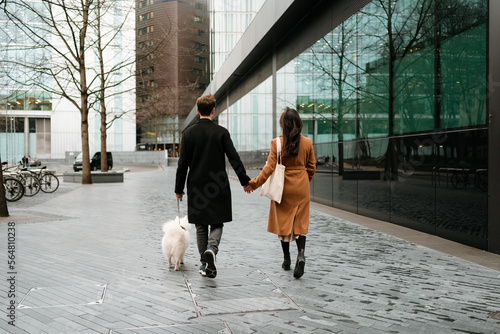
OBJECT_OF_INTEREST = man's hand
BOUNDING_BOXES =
[175,193,183,199]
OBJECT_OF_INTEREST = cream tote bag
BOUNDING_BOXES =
[260,137,285,203]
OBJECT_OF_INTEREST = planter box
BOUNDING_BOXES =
[63,171,124,183]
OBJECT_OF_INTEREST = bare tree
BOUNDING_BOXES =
[90,0,135,171]
[2,0,136,176]
[2,0,95,183]
[137,85,184,155]
[307,22,359,175]
[358,0,434,180]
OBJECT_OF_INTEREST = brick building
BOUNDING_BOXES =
[136,0,210,154]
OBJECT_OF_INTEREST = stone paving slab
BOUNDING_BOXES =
[185,267,300,316]
[109,322,231,333]
[18,285,107,309]
[0,166,499,333]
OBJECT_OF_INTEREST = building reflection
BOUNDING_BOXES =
[216,0,489,250]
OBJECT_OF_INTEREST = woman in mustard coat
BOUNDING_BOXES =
[245,108,315,278]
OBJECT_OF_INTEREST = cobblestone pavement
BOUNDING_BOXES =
[1,166,500,333]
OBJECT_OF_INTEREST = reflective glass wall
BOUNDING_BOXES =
[218,76,273,178]
[209,0,266,76]
[220,0,488,249]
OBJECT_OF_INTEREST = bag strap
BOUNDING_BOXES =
[276,137,282,164]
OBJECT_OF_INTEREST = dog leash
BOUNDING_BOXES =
[177,197,186,230]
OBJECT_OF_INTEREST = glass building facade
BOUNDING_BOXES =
[208,0,492,251]
[209,0,266,76]
[0,0,136,162]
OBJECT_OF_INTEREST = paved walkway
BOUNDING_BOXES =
[1,166,500,333]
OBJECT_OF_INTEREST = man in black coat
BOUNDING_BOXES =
[175,94,250,278]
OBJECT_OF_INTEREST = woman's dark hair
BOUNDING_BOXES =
[280,107,302,157]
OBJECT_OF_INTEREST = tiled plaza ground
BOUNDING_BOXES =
[1,165,499,333]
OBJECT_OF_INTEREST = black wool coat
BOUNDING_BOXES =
[175,118,250,225]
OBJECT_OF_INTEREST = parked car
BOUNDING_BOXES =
[91,152,113,171]
[73,152,113,171]
[73,153,83,171]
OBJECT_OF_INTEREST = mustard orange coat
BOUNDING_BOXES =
[249,135,316,236]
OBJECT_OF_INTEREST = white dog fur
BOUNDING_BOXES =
[161,216,191,271]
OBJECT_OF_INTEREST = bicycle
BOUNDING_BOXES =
[474,169,488,192]
[451,168,488,192]
[451,169,469,190]
[3,165,41,197]
[29,166,60,193]
[3,176,25,202]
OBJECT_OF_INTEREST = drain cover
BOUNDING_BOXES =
[18,284,107,309]
[185,268,300,316]
[109,322,231,333]
[488,311,500,320]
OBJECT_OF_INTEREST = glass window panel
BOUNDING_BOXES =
[312,142,333,206]
[391,134,436,234]
[393,47,435,134]
[357,138,391,222]
[440,16,487,129]
[332,140,358,213]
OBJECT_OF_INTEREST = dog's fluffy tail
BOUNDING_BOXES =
[162,217,180,233]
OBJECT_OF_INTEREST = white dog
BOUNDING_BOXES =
[161,216,191,271]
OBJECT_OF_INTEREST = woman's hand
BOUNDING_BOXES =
[243,184,253,193]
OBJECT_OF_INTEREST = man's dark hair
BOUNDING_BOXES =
[196,94,216,116]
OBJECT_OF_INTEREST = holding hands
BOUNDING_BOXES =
[243,184,253,194]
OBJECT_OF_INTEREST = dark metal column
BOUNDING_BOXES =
[24,117,29,158]
[272,48,277,138]
[488,0,500,254]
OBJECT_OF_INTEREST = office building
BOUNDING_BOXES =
[183,0,499,254]
[135,0,210,153]
[0,0,136,162]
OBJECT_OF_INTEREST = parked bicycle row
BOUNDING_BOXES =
[2,164,60,202]
[431,167,488,192]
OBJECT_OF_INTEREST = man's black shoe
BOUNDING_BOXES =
[199,263,207,276]
[204,249,217,278]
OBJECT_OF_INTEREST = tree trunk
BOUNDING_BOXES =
[100,105,107,172]
[385,0,399,181]
[81,106,92,184]
[154,115,158,151]
[80,0,92,184]
[337,25,346,175]
[0,158,9,217]
[97,0,108,172]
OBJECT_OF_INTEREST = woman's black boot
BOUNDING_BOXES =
[282,253,291,270]
[281,241,291,270]
[294,249,305,278]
